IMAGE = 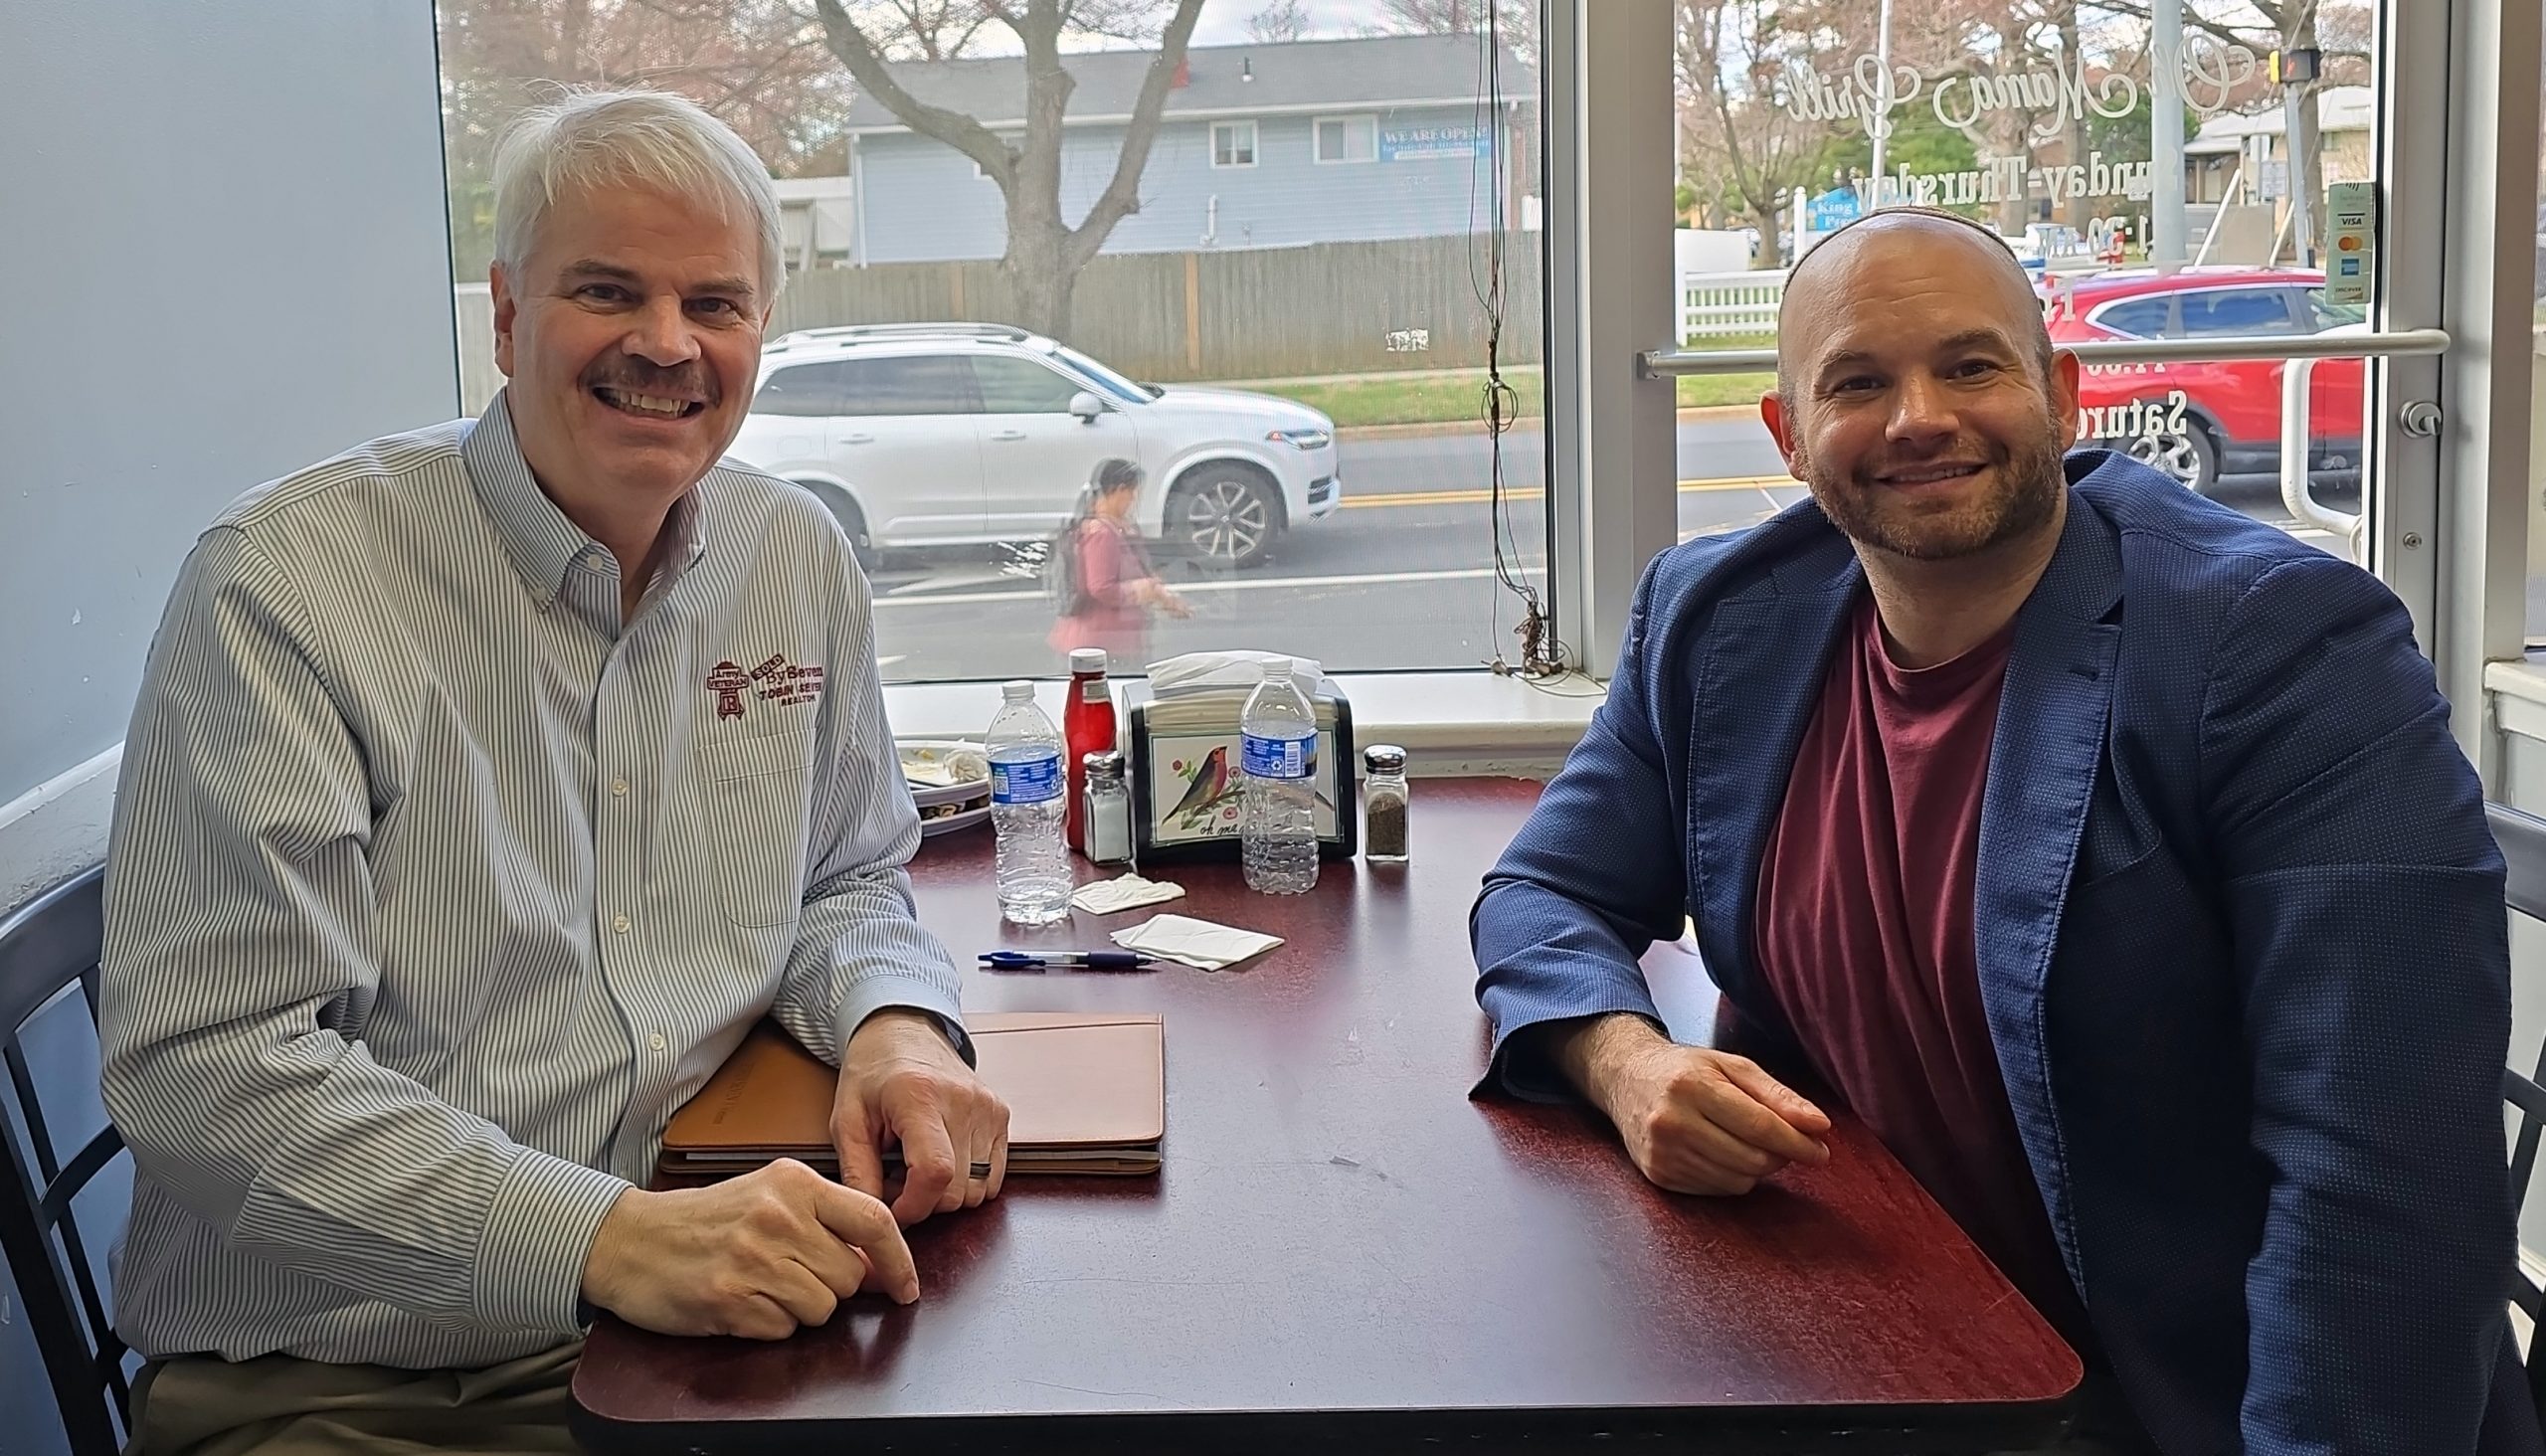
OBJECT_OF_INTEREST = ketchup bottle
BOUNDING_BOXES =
[1062,647,1116,852]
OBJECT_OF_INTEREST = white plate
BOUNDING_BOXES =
[918,801,991,838]
[900,739,990,811]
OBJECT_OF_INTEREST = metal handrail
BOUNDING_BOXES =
[1640,324,2453,568]
[1638,327,2451,376]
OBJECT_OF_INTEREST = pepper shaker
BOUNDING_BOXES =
[1361,744,1409,864]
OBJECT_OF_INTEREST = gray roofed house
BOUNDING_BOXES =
[842,33,1525,133]
[836,33,1537,264]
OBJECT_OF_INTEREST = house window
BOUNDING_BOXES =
[1314,115,1377,164]
[1211,120,1257,169]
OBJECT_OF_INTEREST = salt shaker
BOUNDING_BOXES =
[1361,744,1409,864]
[1082,750,1135,868]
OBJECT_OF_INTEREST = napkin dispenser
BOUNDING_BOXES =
[1121,679,1357,863]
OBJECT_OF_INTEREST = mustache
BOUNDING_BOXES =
[583,360,718,402]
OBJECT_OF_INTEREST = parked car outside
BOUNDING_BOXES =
[2043,267,2365,495]
[727,324,1342,569]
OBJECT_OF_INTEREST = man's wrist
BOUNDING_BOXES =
[1552,1012,1667,1111]
[845,1005,963,1059]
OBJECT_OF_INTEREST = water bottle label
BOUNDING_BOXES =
[991,752,1062,805]
[1242,732,1315,781]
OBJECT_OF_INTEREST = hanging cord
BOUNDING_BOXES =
[1468,4,1566,678]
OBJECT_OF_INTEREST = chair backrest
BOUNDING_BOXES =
[0,865,130,1456]
[2486,803,2546,1424]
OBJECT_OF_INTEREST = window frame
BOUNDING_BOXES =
[2174,285,2311,338]
[1313,113,1378,165]
[831,353,979,418]
[2085,295,2178,340]
[750,360,848,418]
[1210,119,1258,170]
[968,352,1086,415]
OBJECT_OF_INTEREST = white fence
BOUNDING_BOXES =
[1679,269,1788,342]
[455,282,501,415]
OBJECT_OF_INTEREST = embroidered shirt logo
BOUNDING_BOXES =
[750,653,825,708]
[706,660,752,720]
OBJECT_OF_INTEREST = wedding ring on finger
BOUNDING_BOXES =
[968,1161,993,1180]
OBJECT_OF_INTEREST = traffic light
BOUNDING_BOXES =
[2268,48,2321,85]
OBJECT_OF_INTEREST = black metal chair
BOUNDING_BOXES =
[0,865,131,1456]
[2488,803,2546,1424]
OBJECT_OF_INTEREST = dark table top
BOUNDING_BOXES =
[572,778,2080,1454]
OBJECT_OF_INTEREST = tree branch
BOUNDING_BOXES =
[1063,0,1207,269]
[811,0,1013,181]
[2088,0,2264,51]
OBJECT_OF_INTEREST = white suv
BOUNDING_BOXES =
[727,324,1342,569]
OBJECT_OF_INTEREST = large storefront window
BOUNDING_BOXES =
[437,1,1550,683]
[1668,1,2381,564]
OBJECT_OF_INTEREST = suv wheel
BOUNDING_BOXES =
[1169,465,1282,570]
[801,481,880,568]
[2126,420,2220,495]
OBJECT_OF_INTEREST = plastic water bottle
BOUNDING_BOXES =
[1240,659,1320,895]
[987,681,1071,925]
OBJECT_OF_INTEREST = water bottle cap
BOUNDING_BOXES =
[1069,648,1108,675]
[1000,680,1035,702]
[1260,657,1293,682]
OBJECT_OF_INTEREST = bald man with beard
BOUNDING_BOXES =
[1470,209,2541,1454]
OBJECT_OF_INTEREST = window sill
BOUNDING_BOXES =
[2488,657,2546,741]
[885,670,1604,778]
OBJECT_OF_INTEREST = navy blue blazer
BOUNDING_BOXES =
[1473,452,2537,1454]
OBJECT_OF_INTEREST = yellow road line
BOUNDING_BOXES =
[1341,475,1796,509]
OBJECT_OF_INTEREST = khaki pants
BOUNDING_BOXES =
[126,1340,583,1456]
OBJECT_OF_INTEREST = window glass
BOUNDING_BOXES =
[1049,344,1151,405]
[2302,287,2367,329]
[440,7,1548,683]
[752,361,846,417]
[972,355,1085,414]
[1316,115,1378,163]
[1669,3,2381,566]
[2091,297,2175,339]
[2178,288,2305,336]
[835,355,976,417]
[1212,120,1256,167]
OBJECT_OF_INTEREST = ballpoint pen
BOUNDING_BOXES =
[978,950,1158,971]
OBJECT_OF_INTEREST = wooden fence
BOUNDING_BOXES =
[456,233,1546,413]
[772,233,1545,381]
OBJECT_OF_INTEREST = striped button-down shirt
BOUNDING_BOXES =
[99,392,965,1368]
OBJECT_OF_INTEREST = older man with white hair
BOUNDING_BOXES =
[97,88,1006,1454]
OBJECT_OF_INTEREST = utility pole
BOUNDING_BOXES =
[2149,0,2188,263]
[1869,0,1896,207]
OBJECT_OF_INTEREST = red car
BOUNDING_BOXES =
[2043,267,2366,495]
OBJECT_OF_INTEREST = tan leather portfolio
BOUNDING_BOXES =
[657,1011,1164,1180]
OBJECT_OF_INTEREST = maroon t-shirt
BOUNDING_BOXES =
[1753,592,2092,1347]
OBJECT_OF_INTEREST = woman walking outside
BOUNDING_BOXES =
[1049,457,1188,665]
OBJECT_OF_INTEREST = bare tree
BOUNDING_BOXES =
[1676,0,1852,271]
[2092,0,2375,260]
[1245,0,1312,43]
[810,0,1208,339]
[1369,0,1540,68]
[847,0,1000,60]
[436,0,853,280]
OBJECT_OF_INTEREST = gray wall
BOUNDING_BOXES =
[0,6,457,1451]
[858,106,1518,264]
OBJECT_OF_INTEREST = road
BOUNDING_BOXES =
[866,418,2343,684]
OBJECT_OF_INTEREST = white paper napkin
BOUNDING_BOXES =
[1110,913,1284,972]
[1070,874,1186,916]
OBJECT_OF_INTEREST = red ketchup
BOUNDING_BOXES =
[1062,648,1116,852]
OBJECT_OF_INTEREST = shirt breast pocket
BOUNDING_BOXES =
[694,730,818,929]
